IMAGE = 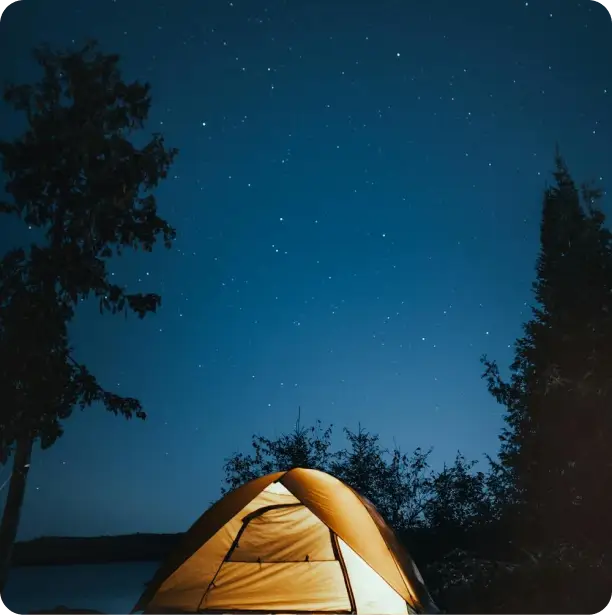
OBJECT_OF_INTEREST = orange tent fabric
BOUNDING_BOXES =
[132,468,438,614]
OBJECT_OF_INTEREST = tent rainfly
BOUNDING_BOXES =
[132,468,439,615]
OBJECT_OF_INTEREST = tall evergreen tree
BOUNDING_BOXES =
[481,151,612,610]
[0,40,177,591]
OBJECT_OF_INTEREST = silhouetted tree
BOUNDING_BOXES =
[221,415,507,611]
[397,454,509,606]
[0,40,177,591]
[222,416,437,526]
[325,426,434,533]
[373,442,433,531]
[222,412,335,492]
[429,540,611,614]
[480,150,612,612]
[329,425,389,503]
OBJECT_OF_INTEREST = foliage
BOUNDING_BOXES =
[478,151,612,612]
[222,418,443,524]
[423,453,494,530]
[403,457,517,605]
[429,544,611,614]
[222,417,498,599]
[312,425,434,531]
[222,417,335,493]
[0,40,177,460]
[221,408,612,612]
[481,152,612,536]
[0,40,176,592]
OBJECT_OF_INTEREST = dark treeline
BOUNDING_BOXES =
[222,153,612,614]
[222,419,507,607]
[1,40,611,613]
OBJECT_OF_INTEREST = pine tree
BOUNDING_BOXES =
[481,150,612,609]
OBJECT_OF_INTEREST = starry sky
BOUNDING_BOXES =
[0,0,610,541]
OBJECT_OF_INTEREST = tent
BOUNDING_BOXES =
[132,468,439,614]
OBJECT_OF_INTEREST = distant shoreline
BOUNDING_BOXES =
[13,533,183,566]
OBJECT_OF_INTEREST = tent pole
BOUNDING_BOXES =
[330,530,357,614]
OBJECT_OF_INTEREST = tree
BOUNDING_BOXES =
[222,415,435,526]
[401,453,514,611]
[330,428,432,531]
[222,411,335,492]
[0,40,177,591]
[221,417,506,611]
[423,453,493,532]
[480,151,612,612]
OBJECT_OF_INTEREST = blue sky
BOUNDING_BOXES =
[0,0,610,539]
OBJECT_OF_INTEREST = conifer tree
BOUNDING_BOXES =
[481,150,612,609]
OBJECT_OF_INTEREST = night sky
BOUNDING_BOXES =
[0,0,611,541]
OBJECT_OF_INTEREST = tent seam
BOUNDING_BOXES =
[330,529,357,614]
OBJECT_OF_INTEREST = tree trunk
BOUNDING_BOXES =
[0,436,34,595]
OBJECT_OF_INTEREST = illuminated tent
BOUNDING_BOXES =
[132,468,439,614]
